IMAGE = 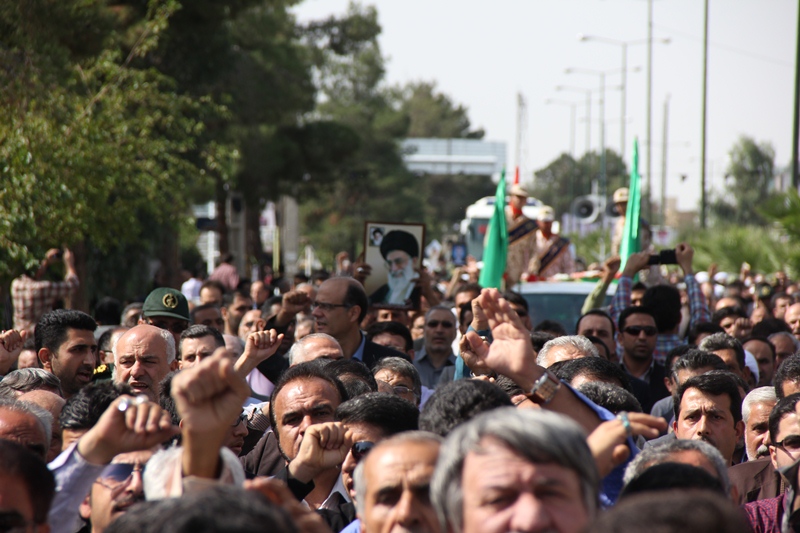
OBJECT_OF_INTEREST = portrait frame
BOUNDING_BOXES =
[363,221,426,310]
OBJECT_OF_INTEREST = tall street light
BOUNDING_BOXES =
[565,67,633,203]
[555,86,593,156]
[577,33,670,165]
[545,99,578,157]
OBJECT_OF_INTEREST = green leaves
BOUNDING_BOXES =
[0,0,231,282]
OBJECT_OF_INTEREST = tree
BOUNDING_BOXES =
[398,81,484,139]
[0,0,230,302]
[532,150,628,218]
[709,136,776,226]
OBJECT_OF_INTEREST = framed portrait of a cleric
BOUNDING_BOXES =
[363,221,426,310]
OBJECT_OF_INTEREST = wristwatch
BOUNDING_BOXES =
[527,369,561,404]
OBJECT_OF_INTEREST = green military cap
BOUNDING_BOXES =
[142,287,190,321]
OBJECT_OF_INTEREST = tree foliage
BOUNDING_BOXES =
[709,136,776,226]
[398,81,484,139]
[0,0,231,285]
[532,150,628,217]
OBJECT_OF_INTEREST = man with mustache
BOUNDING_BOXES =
[672,372,744,465]
[414,306,457,389]
[728,386,781,504]
[78,449,155,532]
[113,325,178,402]
[36,309,98,399]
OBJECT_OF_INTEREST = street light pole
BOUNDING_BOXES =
[545,99,578,157]
[646,0,654,221]
[578,34,669,166]
[700,0,709,228]
[556,86,593,155]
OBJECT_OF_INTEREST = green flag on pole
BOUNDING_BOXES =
[619,138,641,270]
[479,169,508,289]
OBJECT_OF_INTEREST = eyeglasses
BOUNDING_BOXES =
[311,301,350,312]
[351,441,375,463]
[775,434,800,454]
[232,412,248,427]
[623,325,658,337]
[96,462,145,493]
[376,379,415,396]
[148,319,188,334]
[426,320,454,329]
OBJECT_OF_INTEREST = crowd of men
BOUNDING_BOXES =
[5,241,800,533]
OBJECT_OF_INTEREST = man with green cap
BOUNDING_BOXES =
[139,287,190,351]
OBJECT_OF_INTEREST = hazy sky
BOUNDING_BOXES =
[294,0,797,212]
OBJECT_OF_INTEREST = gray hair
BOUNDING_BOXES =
[287,333,340,365]
[537,335,599,367]
[769,331,800,351]
[112,327,176,364]
[431,408,599,533]
[0,368,63,399]
[0,398,53,452]
[623,439,731,495]
[372,356,422,400]
[354,431,443,516]
[742,386,777,423]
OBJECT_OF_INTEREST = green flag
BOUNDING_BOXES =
[619,138,641,270]
[479,169,508,289]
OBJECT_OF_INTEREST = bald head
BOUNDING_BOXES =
[289,334,344,366]
[112,325,177,401]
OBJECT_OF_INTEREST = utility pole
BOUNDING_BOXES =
[700,0,709,228]
[661,95,670,226]
[515,93,528,185]
[646,0,653,220]
[793,1,800,189]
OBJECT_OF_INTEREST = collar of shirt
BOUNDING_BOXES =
[352,334,366,362]
[415,347,457,366]
[621,358,656,382]
[318,474,352,510]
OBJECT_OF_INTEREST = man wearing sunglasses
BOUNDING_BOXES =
[618,306,670,413]
[414,306,458,389]
[78,450,153,533]
[743,393,800,528]
[319,392,419,532]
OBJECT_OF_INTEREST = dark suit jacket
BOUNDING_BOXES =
[240,430,284,479]
[623,361,670,414]
[729,457,785,505]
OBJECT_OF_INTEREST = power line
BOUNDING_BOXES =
[654,23,793,68]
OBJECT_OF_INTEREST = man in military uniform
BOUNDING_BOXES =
[138,287,190,350]
[504,184,539,285]
[533,206,574,279]
[611,187,629,256]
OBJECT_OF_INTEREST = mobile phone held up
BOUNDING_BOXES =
[648,249,678,265]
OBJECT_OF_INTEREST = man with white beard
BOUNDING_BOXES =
[368,230,421,308]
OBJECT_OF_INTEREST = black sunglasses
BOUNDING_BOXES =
[623,325,658,337]
[351,441,375,463]
[775,434,800,452]
[426,320,454,329]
